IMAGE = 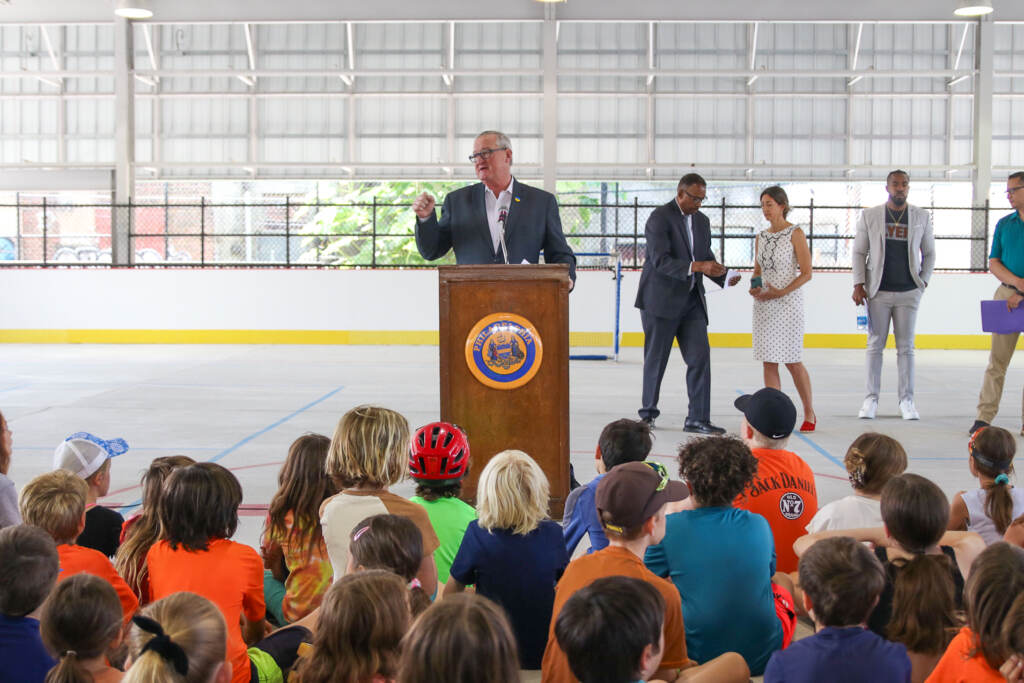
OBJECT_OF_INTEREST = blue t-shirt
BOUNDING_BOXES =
[990,211,1024,277]
[644,507,782,676]
[0,614,56,683]
[449,519,569,669]
[763,626,911,683]
[561,474,608,555]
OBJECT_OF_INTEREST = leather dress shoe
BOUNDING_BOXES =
[683,419,725,435]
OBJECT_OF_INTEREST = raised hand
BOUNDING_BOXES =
[412,192,436,219]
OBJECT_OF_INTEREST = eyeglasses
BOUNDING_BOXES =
[1007,186,1024,196]
[643,460,669,492]
[682,189,706,204]
[468,146,508,163]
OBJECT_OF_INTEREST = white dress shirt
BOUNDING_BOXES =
[484,176,515,254]
[677,203,695,278]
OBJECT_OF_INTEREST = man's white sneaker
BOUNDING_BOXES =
[900,399,920,420]
[858,397,877,419]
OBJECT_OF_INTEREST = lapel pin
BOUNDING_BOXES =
[514,196,521,202]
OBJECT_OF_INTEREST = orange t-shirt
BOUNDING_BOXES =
[734,448,818,573]
[925,627,1004,683]
[147,538,264,683]
[57,544,139,625]
[540,545,693,683]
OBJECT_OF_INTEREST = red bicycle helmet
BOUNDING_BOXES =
[409,422,470,481]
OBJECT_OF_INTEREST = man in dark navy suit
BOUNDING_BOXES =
[636,173,740,433]
[412,131,576,285]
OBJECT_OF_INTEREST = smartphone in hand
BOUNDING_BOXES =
[750,276,763,289]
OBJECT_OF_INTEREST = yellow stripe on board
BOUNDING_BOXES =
[0,329,1013,350]
[0,329,439,345]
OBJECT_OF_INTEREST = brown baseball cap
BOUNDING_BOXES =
[595,461,689,532]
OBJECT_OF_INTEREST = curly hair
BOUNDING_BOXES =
[676,435,758,507]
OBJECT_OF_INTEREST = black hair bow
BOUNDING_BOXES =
[133,615,189,676]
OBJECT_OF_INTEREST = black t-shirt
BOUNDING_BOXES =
[867,545,964,637]
[76,505,124,558]
[878,206,917,292]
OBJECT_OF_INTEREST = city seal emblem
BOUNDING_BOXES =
[465,313,543,390]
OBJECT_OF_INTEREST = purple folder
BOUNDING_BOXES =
[981,299,1024,333]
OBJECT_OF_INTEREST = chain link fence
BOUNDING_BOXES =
[0,196,997,271]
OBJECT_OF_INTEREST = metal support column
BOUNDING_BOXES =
[541,4,558,194]
[113,17,136,265]
[971,16,993,270]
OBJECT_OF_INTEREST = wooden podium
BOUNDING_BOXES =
[438,264,570,518]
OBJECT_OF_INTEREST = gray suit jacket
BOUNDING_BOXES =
[852,204,935,298]
[414,179,576,281]
[634,201,726,324]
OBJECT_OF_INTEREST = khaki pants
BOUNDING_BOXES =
[977,284,1024,423]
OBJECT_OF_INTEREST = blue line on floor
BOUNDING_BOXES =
[117,384,345,513]
[0,383,28,393]
[19,446,223,452]
[735,388,844,471]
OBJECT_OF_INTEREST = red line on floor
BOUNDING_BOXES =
[101,460,286,502]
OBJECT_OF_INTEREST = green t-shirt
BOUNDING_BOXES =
[410,495,477,584]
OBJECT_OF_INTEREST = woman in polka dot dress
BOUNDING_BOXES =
[750,186,817,431]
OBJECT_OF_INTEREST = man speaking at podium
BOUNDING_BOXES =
[411,130,576,285]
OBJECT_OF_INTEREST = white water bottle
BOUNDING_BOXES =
[856,304,868,331]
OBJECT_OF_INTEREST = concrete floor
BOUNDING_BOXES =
[2,344,1020,549]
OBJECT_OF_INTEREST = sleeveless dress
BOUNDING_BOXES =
[753,225,805,363]
[963,486,1024,544]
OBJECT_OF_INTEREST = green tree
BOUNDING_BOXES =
[295,179,612,266]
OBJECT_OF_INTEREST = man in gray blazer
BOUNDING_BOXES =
[851,170,935,420]
[636,173,739,433]
[412,131,576,283]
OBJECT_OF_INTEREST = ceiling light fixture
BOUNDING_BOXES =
[114,0,154,20]
[953,0,993,16]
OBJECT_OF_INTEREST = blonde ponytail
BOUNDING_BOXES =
[124,592,226,683]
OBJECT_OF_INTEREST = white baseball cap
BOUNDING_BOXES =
[52,432,129,479]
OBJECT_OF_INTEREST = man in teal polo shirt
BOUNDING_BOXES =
[972,171,1024,434]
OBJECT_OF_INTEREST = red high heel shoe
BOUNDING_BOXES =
[799,419,816,433]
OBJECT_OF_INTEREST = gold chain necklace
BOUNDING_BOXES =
[888,205,907,225]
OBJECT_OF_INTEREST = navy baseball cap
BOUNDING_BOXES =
[734,388,797,440]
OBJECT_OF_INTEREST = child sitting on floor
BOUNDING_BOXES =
[734,388,818,573]
[645,435,796,676]
[19,469,138,625]
[124,592,229,683]
[261,433,337,625]
[145,462,266,683]
[408,422,476,586]
[347,514,431,615]
[927,541,1024,682]
[40,573,126,683]
[0,409,20,528]
[445,449,569,671]
[53,432,129,558]
[948,426,1024,545]
[0,525,60,683]
[320,405,439,596]
[562,418,653,557]
[764,536,911,683]
[554,576,669,683]
[290,570,411,683]
[114,455,195,603]
[805,432,907,533]
[399,594,521,683]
